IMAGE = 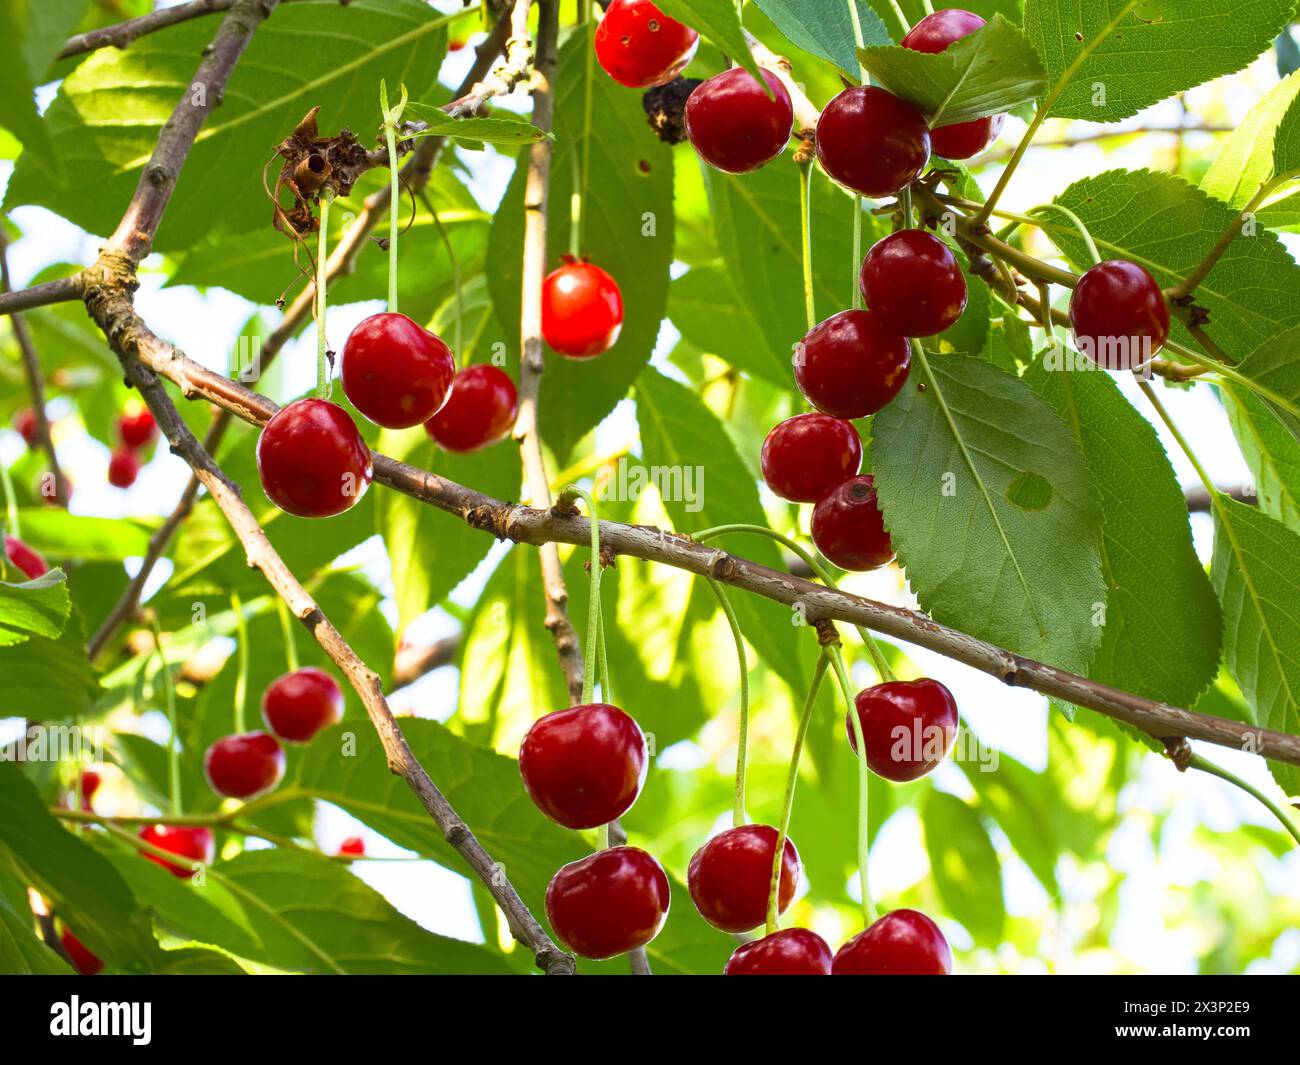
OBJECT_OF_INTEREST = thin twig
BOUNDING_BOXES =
[0,275,85,318]
[59,0,307,59]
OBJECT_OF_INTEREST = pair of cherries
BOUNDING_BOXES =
[105,403,158,490]
[725,908,952,975]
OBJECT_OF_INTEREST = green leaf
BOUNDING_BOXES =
[13,509,155,562]
[1274,77,1300,176]
[1231,324,1300,447]
[1210,499,1300,795]
[922,791,1004,947]
[0,612,98,717]
[404,105,552,146]
[1220,381,1300,532]
[0,897,73,974]
[0,0,89,169]
[1024,0,1293,122]
[668,263,792,388]
[872,354,1106,676]
[858,15,1047,126]
[654,0,766,86]
[1201,71,1300,209]
[753,0,891,76]
[0,569,71,645]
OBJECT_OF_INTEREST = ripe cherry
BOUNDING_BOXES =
[810,475,894,572]
[519,703,647,829]
[846,678,958,781]
[541,258,624,358]
[204,731,286,800]
[1069,260,1170,370]
[833,909,952,974]
[687,824,800,933]
[594,0,699,89]
[860,230,968,337]
[107,448,140,489]
[760,414,862,504]
[685,68,794,174]
[78,769,102,811]
[14,407,38,447]
[4,535,48,580]
[256,398,373,518]
[900,9,1004,160]
[424,364,518,452]
[261,666,343,743]
[795,310,911,419]
[724,928,833,975]
[61,927,104,975]
[816,86,930,197]
[340,312,456,429]
[117,404,158,449]
[545,846,670,959]
[338,836,366,857]
[139,824,215,878]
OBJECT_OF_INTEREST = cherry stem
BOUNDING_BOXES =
[420,190,464,361]
[1189,754,1300,849]
[596,607,612,705]
[72,738,84,835]
[570,2,595,259]
[709,579,750,828]
[766,650,829,935]
[798,160,816,331]
[230,590,250,734]
[1136,379,1218,501]
[1164,335,1300,424]
[149,615,180,818]
[1026,203,1099,266]
[596,823,610,851]
[885,0,910,35]
[560,484,603,705]
[851,195,863,310]
[276,596,299,674]
[380,79,407,315]
[828,643,877,926]
[315,188,334,400]
[846,0,869,82]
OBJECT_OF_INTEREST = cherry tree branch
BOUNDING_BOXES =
[59,0,309,59]
[0,275,85,318]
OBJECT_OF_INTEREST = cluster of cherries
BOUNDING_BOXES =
[12,401,157,499]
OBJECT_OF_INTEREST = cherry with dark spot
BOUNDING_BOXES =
[594,0,699,89]
[810,475,894,572]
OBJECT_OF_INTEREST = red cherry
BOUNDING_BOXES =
[810,475,893,572]
[1069,260,1170,370]
[519,703,647,829]
[340,312,456,429]
[338,836,366,856]
[760,413,862,504]
[685,67,794,174]
[900,9,1002,160]
[545,846,670,959]
[541,259,624,358]
[833,909,952,974]
[204,731,286,799]
[424,364,518,452]
[4,535,48,580]
[117,405,158,449]
[687,824,800,933]
[14,407,38,447]
[138,824,215,878]
[107,448,140,489]
[594,0,699,89]
[60,927,104,975]
[929,113,1004,160]
[860,230,968,337]
[261,666,343,743]
[78,769,102,809]
[795,310,911,419]
[816,86,930,197]
[256,398,373,518]
[724,928,833,975]
[846,678,958,781]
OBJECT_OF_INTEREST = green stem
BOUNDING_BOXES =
[596,823,610,851]
[561,485,602,705]
[827,643,877,925]
[1027,203,1099,266]
[899,185,913,230]
[709,580,750,828]
[316,188,334,399]
[852,195,864,311]
[231,591,249,735]
[569,150,583,259]
[276,597,299,674]
[380,80,407,314]
[150,617,181,817]
[0,457,19,542]
[766,651,828,935]
[1164,338,1300,424]
[1137,380,1217,499]
[596,606,612,705]
[798,160,816,330]
[422,192,463,360]
[1190,754,1300,848]
[845,0,868,82]
[885,0,909,35]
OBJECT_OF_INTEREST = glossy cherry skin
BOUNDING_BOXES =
[833,909,952,974]
[4,535,48,580]
[860,230,968,337]
[687,825,800,933]
[724,928,833,975]
[256,398,373,518]
[340,312,456,429]
[204,731,286,800]
[810,475,893,572]
[542,259,625,358]
[261,666,343,743]
[338,836,366,857]
[139,824,216,878]
[424,365,518,452]
[847,678,958,781]
[107,448,140,489]
[761,414,862,504]
[901,9,1002,160]
[1069,260,1170,370]
[519,703,647,829]
[61,927,104,976]
[816,86,930,197]
[14,407,38,447]
[594,0,699,89]
[686,68,794,174]
[795,310,911,419]
[545,846,670,959]
[117,405,158,449]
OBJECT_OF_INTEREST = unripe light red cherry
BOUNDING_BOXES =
[261,666,343,743]
[14,407,39,447]
[760,414,862,504]
[204,731,286,799]
[901,9,1003,160]
[847,678,958,781]
[833,909,952,974]
[795,310,911,419]
[541,258,624,358]
[4,535,48,580]
[256,398,373,518]
[816,86,930,197]
[685,68,794,174]
[687,824,799,933]
[545,846,670,959]
[724,928,833,975]
[61,927,104,975]
[1069,259,1170,370]
[107,448,140,489]
[810,475,894,572]
[340,312,456,429]
[139,824,215,878]
[424,365,518,452]
[117,405,158,449]
[594,0,699,89]
[860,230,967,337]
[338,836,366,857]
[519,703,647,829]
